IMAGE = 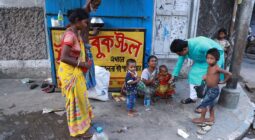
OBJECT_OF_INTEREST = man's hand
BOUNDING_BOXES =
[202,75,207,80]
[84,0,92,9]
[84,0,101,12]
[170,76,177,83]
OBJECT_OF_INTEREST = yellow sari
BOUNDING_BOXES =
[58,39,93,137]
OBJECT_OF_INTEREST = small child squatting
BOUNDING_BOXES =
[192,48,232,124]
[156,65,175,98]
[125,59,141,117]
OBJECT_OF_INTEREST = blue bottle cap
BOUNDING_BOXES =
[96,127,103,133]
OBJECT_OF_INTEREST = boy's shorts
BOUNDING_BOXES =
[198,86,220,109]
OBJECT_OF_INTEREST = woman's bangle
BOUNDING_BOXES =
[77,60,80,67]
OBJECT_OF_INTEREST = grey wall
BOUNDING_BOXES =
[0,0,44,7]
[0,7,47,60]
[0,0,50,79]
[197,0,235,38]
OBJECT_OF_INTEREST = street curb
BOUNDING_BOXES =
[227,99,255,140]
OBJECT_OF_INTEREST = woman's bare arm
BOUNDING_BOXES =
[142,78,154,86]
[60,45,90,68]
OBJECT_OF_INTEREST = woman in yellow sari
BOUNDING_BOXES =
[58,8,93,137]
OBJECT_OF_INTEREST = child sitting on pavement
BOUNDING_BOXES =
[125,59,140,117]
[155,65,175,99]
[192,48,232,125]
[141,55,158,104]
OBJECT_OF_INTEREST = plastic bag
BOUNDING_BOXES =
[87,66,110,101]
[194,80,207,98]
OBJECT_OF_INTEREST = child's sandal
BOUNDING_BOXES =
[42,84,55,93]
[196,123,207,127]
[202,125,212,131]
[113,97,121,102]
[197,125,212,135]
[29,83,39,89]
[204,121,214,126]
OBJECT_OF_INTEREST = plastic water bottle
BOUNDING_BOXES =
[91,127,109,140]
[57,10,64,27]
[144,92,151,111]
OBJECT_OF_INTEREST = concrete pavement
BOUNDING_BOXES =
[241,57,255,84]
[241,57,255,94]
[0,78,254,140]
[240,57,255,139]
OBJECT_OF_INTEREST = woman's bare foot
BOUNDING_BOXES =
[192,118,205,124]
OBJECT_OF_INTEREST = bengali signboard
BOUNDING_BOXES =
[50,28,145,88]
